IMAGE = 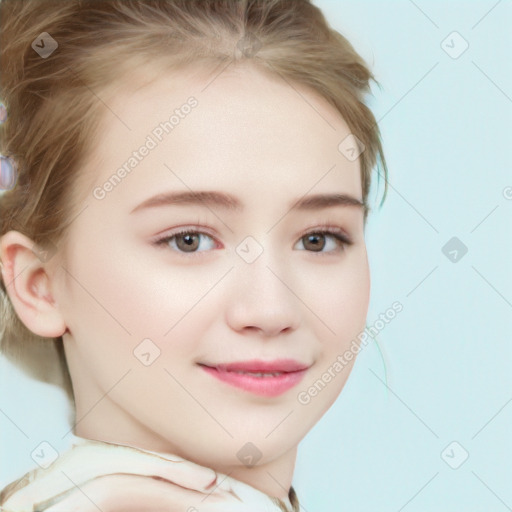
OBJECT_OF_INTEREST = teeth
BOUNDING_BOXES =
[231,371,283,377]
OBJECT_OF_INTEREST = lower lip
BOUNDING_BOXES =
[199,365,308,397]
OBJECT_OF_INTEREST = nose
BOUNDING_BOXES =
[224,249,301,338]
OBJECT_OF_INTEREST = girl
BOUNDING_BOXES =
[0,0,388,510]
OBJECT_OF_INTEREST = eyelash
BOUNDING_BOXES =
[153,222,353,258]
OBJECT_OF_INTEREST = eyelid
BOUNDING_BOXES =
[149,218,217,243]
[300,222,352,242]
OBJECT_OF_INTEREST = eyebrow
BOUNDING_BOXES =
[130,190,365,214]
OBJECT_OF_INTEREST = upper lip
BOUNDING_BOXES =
[200,359,311,373]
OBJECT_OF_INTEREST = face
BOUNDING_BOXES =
[51,61,370,474]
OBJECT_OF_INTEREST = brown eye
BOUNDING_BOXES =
[296,229,352,254]
[302,233,326,252]
[175,233,200,252]
[155,230,217,254]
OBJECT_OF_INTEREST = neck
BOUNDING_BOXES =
[72,393,296,502]
[215,445,297,501]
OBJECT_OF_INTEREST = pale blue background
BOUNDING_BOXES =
[1,1,511,510]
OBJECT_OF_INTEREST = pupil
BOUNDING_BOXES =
[178,233,198,251]
[307,234,324,252]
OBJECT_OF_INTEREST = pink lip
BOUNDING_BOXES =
[199,359,310,397]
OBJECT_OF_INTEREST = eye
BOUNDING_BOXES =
[153,225,353,256]
[154,229,217,255]
[295,228,353,254]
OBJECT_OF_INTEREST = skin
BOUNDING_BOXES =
[0,61,370,501]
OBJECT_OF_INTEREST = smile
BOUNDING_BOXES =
[198,359,310,397]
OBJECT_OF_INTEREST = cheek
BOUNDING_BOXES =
[295,251,370,403]
[306,250,370,345]
[60,238,227,374]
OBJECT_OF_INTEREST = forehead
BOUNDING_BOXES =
[81,61,362,210]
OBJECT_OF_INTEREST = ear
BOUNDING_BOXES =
[0,230,67,338]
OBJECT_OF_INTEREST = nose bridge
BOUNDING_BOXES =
[227,236,300,334]
[235,234,287,297]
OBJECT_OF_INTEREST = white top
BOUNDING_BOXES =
[0,434,295,511]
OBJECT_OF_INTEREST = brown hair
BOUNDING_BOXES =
[0,0,388,466]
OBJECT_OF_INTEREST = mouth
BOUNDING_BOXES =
[197,359,310,397]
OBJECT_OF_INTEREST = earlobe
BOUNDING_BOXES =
[0,230,67,339]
